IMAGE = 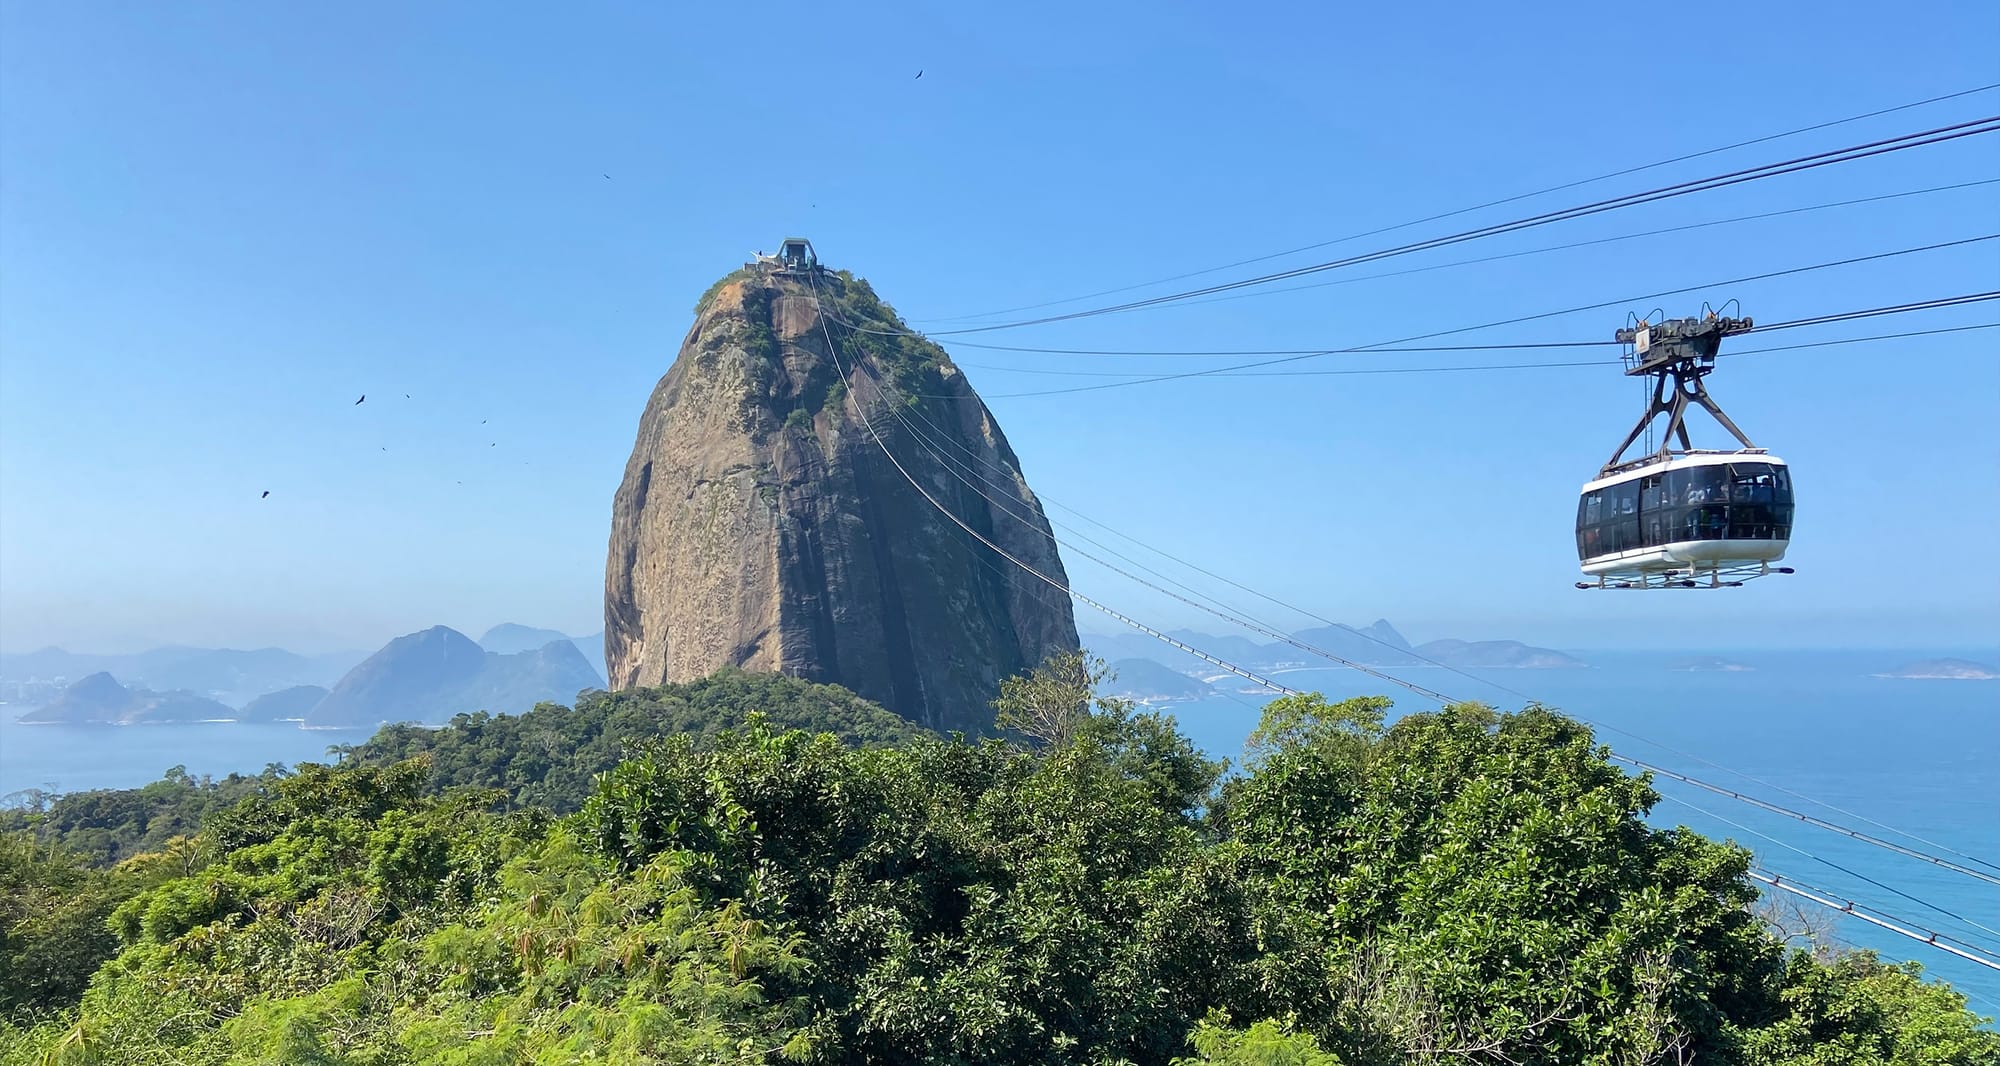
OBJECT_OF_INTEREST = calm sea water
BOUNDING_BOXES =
[0,722,368,796]
[3,649,1995,1012]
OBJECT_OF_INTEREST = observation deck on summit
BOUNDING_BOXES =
[749,237,819,276]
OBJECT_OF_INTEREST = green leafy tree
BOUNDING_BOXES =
[338,668,931,813]
[1,760,796,1065]
[580,695,1237,1063]
[1740,950,2000,1065]
[1176,1011,1345,1065]
[991,650,1106,748]
[0,764,287,866]
[1223,697,1785,1064]
[0,836,136,1015]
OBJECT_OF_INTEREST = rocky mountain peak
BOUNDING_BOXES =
[605,260,1079,732]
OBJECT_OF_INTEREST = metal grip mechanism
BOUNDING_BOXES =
[1601,315,1757,476]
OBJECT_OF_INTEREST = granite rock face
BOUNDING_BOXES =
[605,265,1079,733]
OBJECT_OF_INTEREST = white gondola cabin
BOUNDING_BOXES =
[1577,452,1793,588]
[1575,312,1796,589]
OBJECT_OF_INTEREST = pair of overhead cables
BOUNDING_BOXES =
[936,297,1998,381]
[942,236,2000,397]
[920,84,2000,324]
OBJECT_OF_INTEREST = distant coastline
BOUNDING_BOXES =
[1670,657,1755,673]
[1873,657,1999,681]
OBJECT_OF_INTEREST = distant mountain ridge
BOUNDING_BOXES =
[19,673,237,725]
[11,627,606,729]
[478,624,606,686]
[0,645,363,704]
[478,624,574,655]
[1083,620,1583,675]
[307,626,604,728]
[239,685,330,722]
[5,624,608,716]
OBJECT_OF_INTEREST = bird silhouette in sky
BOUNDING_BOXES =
[354,394,366,405]
[261,491,270,499]
[915,70,923,79]
[603,174,611,180]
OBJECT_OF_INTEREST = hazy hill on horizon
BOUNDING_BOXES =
[2,622,610,712]
[478,623,573,655]
[307,625,605,729]
[1878,657,1999,680]
[1102,658,1216,703]
[0,645,363,706]
[1082,618,1586,675]
[237,684,330,723]
[478,624,607,686]
[18,672,237,725]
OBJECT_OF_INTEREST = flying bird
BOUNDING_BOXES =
[354,394,366,405]
[915,70,923,79]
[603,174,611,180]
[261,491,270,499]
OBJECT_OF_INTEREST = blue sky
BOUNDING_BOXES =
[2,1,1996,655]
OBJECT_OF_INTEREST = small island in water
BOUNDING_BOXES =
[1875,657,2000,680]
[1670,656,1755,673]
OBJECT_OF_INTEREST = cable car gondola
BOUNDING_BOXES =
[1575,313,1796,590]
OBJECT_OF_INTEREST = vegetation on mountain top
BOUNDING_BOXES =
[0,662,1991,1064]
[816,269,952,404]
[694,266,758,317]
[334,669,933,812]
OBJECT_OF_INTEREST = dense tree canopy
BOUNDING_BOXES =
[1,664,1992,1064]
[335,668,933,813]
[0,764,286,866]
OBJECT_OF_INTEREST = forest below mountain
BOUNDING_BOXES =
[1,662,1992,1064]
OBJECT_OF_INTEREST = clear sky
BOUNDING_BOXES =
[2,1,1996,655]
